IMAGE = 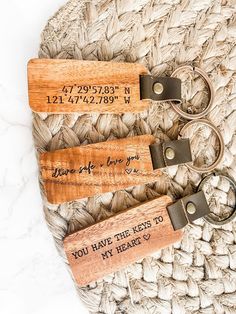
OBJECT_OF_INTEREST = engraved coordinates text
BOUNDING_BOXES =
[46,85,132,105]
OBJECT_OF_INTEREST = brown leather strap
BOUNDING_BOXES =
[140,76,182,103]
[167,191,210,230]
[149,139,192,169]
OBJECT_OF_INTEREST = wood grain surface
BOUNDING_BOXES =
[28,59,149,113]
[40,135,161,204]
[64,195,183,286]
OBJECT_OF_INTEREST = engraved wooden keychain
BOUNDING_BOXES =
[39,118,224,203]
[63,172,236,286]
[27,59,182,113]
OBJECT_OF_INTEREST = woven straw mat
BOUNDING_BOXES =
[33,0,236,313]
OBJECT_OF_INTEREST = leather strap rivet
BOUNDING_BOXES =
[186,202,196,215]
[165,147,175,160]
[153,82,164,95]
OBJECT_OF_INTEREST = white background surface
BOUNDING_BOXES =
[0,1,89,313]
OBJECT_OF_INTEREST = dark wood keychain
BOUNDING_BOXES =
[64,191,210,286]
[64,172,236,286]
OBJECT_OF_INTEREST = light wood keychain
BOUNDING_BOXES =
[64,172,236,286]
[27,60,215,116]
[28,59,182,113]
[39,119,224,204]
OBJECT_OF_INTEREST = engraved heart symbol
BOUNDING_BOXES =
[125,168,132,174]
[143,234,151,241]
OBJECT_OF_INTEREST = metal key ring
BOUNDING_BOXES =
[178,119,224,173]
[171,66,214,120]
[197,172,236,225]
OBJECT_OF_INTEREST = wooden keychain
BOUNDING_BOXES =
[64,172,236,286]
[39,119,224,204]
[64,192,210,286]
[28,59,182,113]
[63,187,221,286]
[28,60,215,116]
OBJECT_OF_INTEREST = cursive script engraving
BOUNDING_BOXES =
[52,168,76,178]
[106,156,124,167]
[125,168,139,174]
[50,154,141,178]
[126,154,140,166]
[51,161,96,178]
